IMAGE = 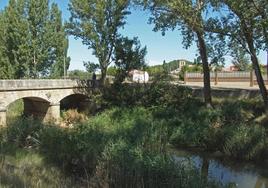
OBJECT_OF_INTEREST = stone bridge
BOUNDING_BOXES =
[0,79,95,126]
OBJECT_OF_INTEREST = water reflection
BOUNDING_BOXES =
[201,157,209,180]
[172,149,268,188]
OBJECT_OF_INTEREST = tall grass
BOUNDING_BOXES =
[0,107,224,187]
[1,82,267,187]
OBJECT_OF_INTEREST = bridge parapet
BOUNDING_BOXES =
[0,79,92,91]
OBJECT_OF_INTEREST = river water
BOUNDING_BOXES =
[172,149,268,188]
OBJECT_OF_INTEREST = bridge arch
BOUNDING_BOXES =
[59,93,91,113]
[6,96,51,123]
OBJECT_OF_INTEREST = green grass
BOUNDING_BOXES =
[0,146,79,188]
[1,82,267,187]
[0,108,225,187]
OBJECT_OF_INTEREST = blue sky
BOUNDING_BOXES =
[0,0,267,70]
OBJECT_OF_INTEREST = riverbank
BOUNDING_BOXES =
[0,107,223,188]
[1,82,268,187]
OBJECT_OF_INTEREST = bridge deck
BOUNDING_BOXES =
[0,79,91,91]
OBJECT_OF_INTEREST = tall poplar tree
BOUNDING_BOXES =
[0,11,12,78]
[49,3,70,78]
[67,0,131,84]
[0,0,69,79]
[1,0,29,78]
[27,0,51,77]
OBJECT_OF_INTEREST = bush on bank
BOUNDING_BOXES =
[0,108,223,187]
[1,81,267,187]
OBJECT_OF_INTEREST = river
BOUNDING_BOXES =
[172,149,268,188]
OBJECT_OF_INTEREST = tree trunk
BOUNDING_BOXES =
[245,32,268,110]
[251,52,268,107]
[100,66,107,85]
[196,31,212,107]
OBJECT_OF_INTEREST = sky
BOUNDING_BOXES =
[0,0,267,71]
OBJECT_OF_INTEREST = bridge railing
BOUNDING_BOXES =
[0,79,95,91]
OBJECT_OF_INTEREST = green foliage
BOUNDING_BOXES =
[170,107,223,150]
[0,146,79,187]
[142,0,214,105]
[231,43,251,71]
[67,0,130,81]
[223,125,266,160]
[0,0,69,79]
[145,64,164,77]
[107,66,117,77]
[207,0,268,107]
[83,61,100,73]
[6,99,24,123]
[0,106,223,187]
[1,83,268,186]
[114,37,147,84]
[6,118,43,148]
[49,3,70,78]
[146,59,194,81]
[168,98,267,160]
[102,82,193,108]
[179,64,203,80]
[68,69,92,79]
[93,140,218,188]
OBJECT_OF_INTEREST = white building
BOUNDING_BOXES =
[170,60,187,74]
[129,70,149,83]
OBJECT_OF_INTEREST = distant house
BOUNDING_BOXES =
[129,70,149,83]
[222,66,240,72]
[170,59,192,74]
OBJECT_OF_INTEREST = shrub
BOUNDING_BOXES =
[91,140,220,188]
[170,107,223,151]
[61,109,88,127]
[102,81,193,109]
[6,118,43,148]
[223,125,266,160]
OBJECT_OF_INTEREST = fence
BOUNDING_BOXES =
[184,71,268,87]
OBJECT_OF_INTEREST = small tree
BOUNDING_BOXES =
[231,44,251,71]
[113,37,147,84]
[84,61,100,74]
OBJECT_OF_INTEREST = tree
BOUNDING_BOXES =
[208,0,268,109]
[27,0,70,78]
[27,0,54,77]
[163,60,169,75]
[49,3,70,78]
[113,37,147,83]
[141,0,213,106]
[1,0,29,78]
[83,61,100,73]
[231,44,251,71]
[107,66,117,77]
[67,0,131,84]
[0,0,69,79]
[0,11,12,78]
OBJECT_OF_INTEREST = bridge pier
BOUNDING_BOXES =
[24,99,60,124]
[43,103,61,124]
[0,109,7,127]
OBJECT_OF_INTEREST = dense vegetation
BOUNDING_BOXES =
[1,81,267,187]
[0,0,69,78]
[0,0,268,187]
